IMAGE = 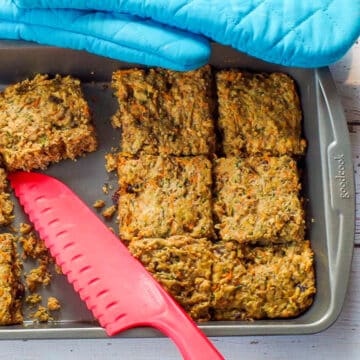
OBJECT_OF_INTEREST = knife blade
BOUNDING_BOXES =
[9,171,224,360]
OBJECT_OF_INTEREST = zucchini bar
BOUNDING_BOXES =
[213,156,305,244]
[128,236,213,321]
[212,241,316,320]
[0,74,97,171]
[112,66,215,156]
[0,234,23,325]
[118,154,214,240]
[0,167,13,226]
[216,70,306,156]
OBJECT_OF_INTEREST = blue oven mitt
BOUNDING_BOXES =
[9,0,360,68]
[0,0,210,70]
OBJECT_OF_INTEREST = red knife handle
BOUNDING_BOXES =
[9,172,224,360]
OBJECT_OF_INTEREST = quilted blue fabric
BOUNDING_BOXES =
[14,0,360,68]
[0,0,210,70]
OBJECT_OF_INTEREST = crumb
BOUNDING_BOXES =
[102,184,109,194]
[19,232,49,260]
[108,227,115,233]
[25,264,51,292]
[25,293,42,307]
[105,153,117,172]
[102,205,116,220]
[19,223,32,235]
[93,199,106,209]
[30,306,52,323]
[47,297,61,311]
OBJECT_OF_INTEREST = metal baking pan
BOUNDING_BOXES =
[0,40,355,339]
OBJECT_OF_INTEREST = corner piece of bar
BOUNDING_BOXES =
[0,74,97,171]
[212,240,316,320]
[216,70,306,156]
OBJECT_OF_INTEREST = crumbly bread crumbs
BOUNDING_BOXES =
[29,306,52,323]
[129,236,213,321]
[25,293,42,307]
[19,223,32,235]
[213,156,305,244]
[111,66,215,156]
[0,167,14,226]
[105,153,117,172]
[102,184,109,194]
[93,199,106,209]
[216,70,305,156]
[0,233,23,325]
[118,154,214,240]
[47,297,61,311]
[102,205,116,219]
[25,264,51,292]
[19,232,50,260]
[0,74,98,171]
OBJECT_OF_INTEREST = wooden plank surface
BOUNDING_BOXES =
[0,40,359,359]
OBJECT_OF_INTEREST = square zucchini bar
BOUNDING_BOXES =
[0,167,13,226]
[128,236,213,321]
[0,74,97,171]
[212,240,316,320]
[213,156,305,244]
[112,66,215,156]
[0,233,23,325]
[216,70,305,156]
[118,154,214,240]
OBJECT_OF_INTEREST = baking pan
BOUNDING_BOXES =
[0,40,355,338]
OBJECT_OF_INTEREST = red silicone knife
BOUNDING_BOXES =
[9,172,223,360]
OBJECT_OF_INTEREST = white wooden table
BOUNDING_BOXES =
[1,41,359,360]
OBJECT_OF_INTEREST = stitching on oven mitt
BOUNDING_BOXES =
[0,0,210,71]
[16,0,360,68]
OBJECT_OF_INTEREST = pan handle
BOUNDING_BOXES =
[316,67,354,297]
